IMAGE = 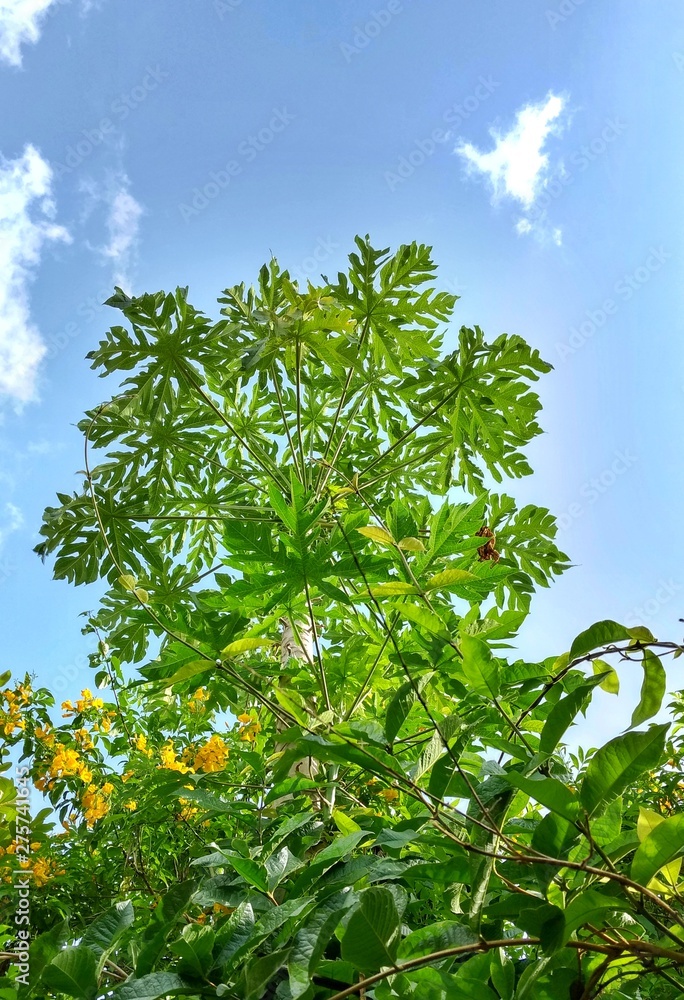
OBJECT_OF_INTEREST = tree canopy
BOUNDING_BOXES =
[1,238,683,999]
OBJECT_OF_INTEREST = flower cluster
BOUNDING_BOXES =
[158,741,193,774]
[47,746,93,785]
[62,689,104,717]
[30,857,65,887]
[35,725,55,747]
[237,712,261,743]
[188,687,208,714]
[1,685,30,736]
[82,784,113,827]
[177,797,200,821]
[193,734,228,773]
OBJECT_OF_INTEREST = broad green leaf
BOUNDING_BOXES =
[264,846,305,889]
[356,526,395,547]
[459,634,500,698]
[113,974,189,1000]
[637,806,666,842]
[221,855,268,893]
[332,810,362,835]
[563,889,629,941]
[385,672,434,743]
[425,568,478,590]
[81,900,134,972]
[592,659,619,694]
[580,724,669,816]
[135,881,198,977]
[516,903,565,954]
[626,624,656,642]
[341,888,400,973]
[221,637,272,656]
[288,891,358,998]
[268,484,297,532]
[221,899,313,972]
[273,687,309,726]
[399,603,450,637]
[370,582,420,597]
[631,813,684,887]
[539,676,606,756]
[397,536,425,551]
[490,948,515,1000]
[166,659,212,686]
[398,921,477,960]
[569,620,630,660]
[41,948,98,1000]
[169,925,215,978]
[630,649,666,728]
[503,773,580,822]
[243,950,289,999]
[213,902,256,968]
[313,830,371,866]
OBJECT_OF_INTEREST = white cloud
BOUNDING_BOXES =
[82,173,143,292]
[0,0,60,67]
[0,501,22,540]
[0,145,70,403]
[0,0,102,67]
[101,185,143,289]
[457,93,567,240]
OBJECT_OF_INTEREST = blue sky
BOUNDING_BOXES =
[1,0,683,741]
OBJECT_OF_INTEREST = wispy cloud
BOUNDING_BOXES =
[456,92,567,241]
[0,0,104,68]
[82,173,143,292]
[0,144,71,403]
[0,502,22,548]
[0,0,58,67]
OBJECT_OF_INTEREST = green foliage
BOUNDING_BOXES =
[1,238,683,999]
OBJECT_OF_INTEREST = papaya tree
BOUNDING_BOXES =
[0,237,682,999]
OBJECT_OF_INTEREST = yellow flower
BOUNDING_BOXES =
[193,735,228,773]
[122,770,135,783]
[15,683,32,705]
[133,733,153,757]
[30,858,64,887]
[74,728,94,750]
[379,788,399,802]
[82,785,109,827]
[123,800,137,811]
[158,741,193,774]
[101,782,114,796]
[177,798,199,821]
[49,747,82,778]
[61,700,76,717]
[237,713,261,743]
